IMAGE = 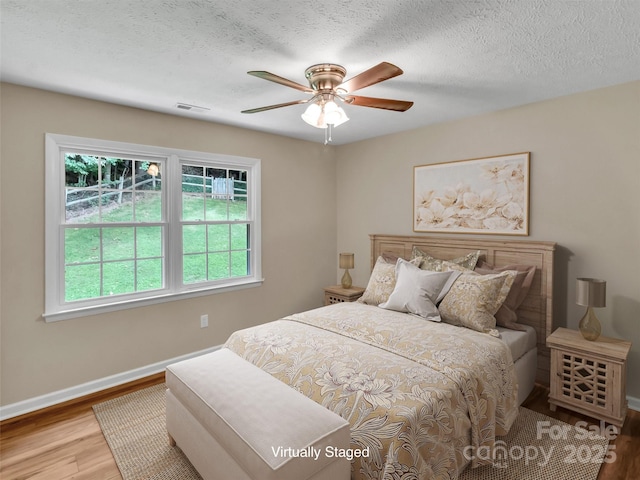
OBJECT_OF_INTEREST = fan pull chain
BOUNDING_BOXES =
[324,124,333,145]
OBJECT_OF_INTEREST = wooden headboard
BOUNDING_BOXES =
[370,234,556,386]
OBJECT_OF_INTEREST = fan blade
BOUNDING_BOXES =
[247,71,314,93]
[344,95,413,112]
[339,62,403,93]
[241,99,311,114]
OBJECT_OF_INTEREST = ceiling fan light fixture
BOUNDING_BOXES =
[324,100,349,127]
[301,100,349,129]
[245,61,409,139]
[301,102,324,128]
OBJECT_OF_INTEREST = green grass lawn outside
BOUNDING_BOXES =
[64,193,249,302]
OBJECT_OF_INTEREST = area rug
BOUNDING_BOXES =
[94,384,609,480]
[93,384,201,480]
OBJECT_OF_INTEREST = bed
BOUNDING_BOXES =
[224,234,556,479]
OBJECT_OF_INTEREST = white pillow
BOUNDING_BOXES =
[379,258,461,321]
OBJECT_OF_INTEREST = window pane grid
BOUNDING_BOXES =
[181,225,250,284]
[180,163,251,286]
[47,134,260,319]
[65,155,163,225]
[64,225,165,302]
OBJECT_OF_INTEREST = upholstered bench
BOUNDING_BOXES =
[165,348,351,480]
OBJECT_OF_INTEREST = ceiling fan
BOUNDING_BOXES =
[241,62,413,131]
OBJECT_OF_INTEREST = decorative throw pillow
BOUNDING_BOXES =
[411,246,481,272]
[379,259,461,320]
[438,269,517,336]
[475,262,536,331]
[360,256,422,305]
[358,256,397,305]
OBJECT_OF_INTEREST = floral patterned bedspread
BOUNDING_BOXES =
[224,302,518,480]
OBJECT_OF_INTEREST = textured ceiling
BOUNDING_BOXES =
[2,0,639,145]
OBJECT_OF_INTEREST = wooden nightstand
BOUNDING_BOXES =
[547,327,631,427]
[324,285,365,305]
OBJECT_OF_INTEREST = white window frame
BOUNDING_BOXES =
[44,134,262,322]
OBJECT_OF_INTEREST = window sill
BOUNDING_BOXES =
[43,278,264,323]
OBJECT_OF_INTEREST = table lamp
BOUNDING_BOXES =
[339,253,354,289]
[576,278,606,341]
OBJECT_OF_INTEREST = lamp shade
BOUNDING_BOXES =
[339,253,354,269]
[301,103,325,128]
[301,100,349,129]
[576,278,606,308]
[323,101,349,127]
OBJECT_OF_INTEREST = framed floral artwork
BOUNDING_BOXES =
[413,152,530,235]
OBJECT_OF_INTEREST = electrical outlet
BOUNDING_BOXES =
[200,314,209,328]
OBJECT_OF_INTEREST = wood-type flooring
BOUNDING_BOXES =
[1,377,638,479]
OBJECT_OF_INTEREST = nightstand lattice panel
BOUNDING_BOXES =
[323,286,365,306]
[560,353,608,409]
[325,294,348,305]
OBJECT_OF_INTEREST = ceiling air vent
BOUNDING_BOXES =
[175,103,210,113]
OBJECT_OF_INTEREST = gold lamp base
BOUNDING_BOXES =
[341,269,352,289]
[579,306,602,341]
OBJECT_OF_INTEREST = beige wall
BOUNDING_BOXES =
[2,80,639,408]
[0,83,337,405]
[335,80,640,398]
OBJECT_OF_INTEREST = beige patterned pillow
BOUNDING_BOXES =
[358,256,397,305]
[359,256,420,305]
[475,262,536,331]
[411,246,481,272]
[438,270,517,336]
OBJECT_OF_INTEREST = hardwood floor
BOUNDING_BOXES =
[1,379,638,479]
[521,386,640,480]
[0,374,164,480]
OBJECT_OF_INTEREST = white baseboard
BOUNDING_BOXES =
[2,347,638,421]
[0,345,221,421]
